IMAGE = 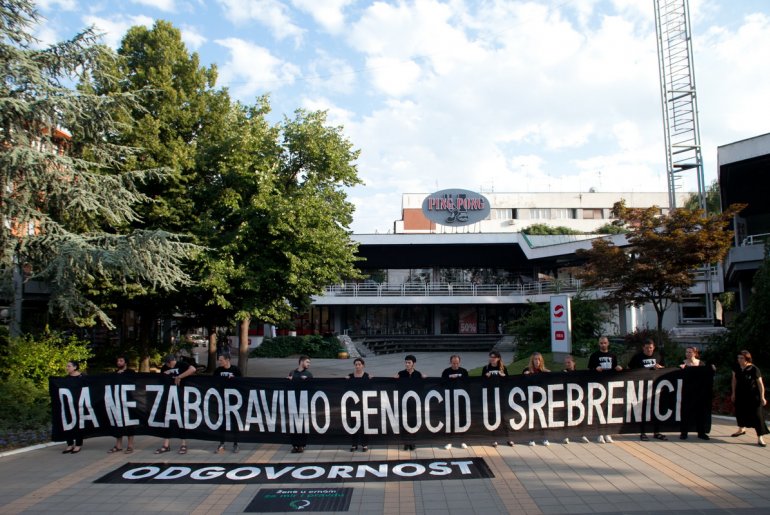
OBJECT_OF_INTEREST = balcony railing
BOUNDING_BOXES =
[323,279,583,298]
[741,233,770,246]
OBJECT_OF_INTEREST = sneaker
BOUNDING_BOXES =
[562,437,570,444]
[492,441,498,448]
[216,444,225,454]
[581,436,590,443]
[542,439,550,446]
[232,443,239,453]
[507,440,514,446]
[460,443,468,449]
[528,441,535,446]
[444,443,452,450]
[604,435,614,443]
[597,435,605,444]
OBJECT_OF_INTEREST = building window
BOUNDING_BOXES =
[490,208,513,220]
[583,208,603,219]
[552,208,574,219]
[530,208,550,219]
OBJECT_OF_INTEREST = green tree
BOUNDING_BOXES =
[576,200,742,356]
[522,224,582,235]
[509,294,610,357]
[684,180,721,214]
[0,0,195,333]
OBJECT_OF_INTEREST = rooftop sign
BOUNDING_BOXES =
[422,189,490,226]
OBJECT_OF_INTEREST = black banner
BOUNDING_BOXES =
[245,488,354,512]
[94,458,494,484]
[50,367,712,444]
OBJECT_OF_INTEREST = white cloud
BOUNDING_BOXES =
[130,0,176,12]
[215,37,300,99]
[366,57,422,97]
[82,14,155,48]
[305,50,356,94]
[181,24,207,49]
[291,0,354,34]
[35,0,77,11]
[217,0,304,44]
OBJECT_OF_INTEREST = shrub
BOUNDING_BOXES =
[249,335,343,359]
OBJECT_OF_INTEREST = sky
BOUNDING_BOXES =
[32,0,770,234]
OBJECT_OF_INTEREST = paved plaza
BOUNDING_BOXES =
[1,352,768,514]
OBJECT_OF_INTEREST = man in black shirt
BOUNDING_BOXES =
[109,355,136,454]
[214,354,242,453]
[628,339,667,441]
[395,355,423,450]
[441,355,468,450]
[155,354,196,454]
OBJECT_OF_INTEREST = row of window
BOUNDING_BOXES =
[489,208,605,221]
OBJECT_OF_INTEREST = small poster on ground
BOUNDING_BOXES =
[245,488,353,512]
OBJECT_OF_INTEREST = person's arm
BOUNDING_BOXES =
[758,376,767,406]
[612,354,622,372]
[731,371,737,403]
[174,363,195,384]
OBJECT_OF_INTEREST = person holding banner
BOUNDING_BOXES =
[588,337,621,443]
[482,351,513,447]
[441,355,469,450]
[628,339,667,441]
[396,355,424,451]
[678,346,713,441]
[214,354,242,453]
[108,355,136,454]
[731,350,768,447]
[288,355,313,453]
[62,360,84,454]
[155,354,196,454]
[523,352,550,375]
[347,357,371,452]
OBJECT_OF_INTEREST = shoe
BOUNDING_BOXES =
[124,447,133,454]
[361,446,368,452]
[232,444,239,453]
[444,443,452,450]
[653,433,668,441]
[108,446,122,454]
[492,441,498,448]
[562,438,570,444]
[542,439,550,446]
[528,441,535,446]
[697,433,710,441]
[154,446,171,454]
[291,446,301,453]
[62,447,74,454]
[759,439,767,448]
[640,434,649,441]
[299,446,305,453]
[460,443,468,449]
[581,436,590,443]
[403,445,410,451]
[71,447,81,454]
[731,430,746,437]
[597,435,606,444]
[507,440,514,447]
[680,433,688,440]
[605,435,614,443]
[351,445,358,452]
[216,445,225,454]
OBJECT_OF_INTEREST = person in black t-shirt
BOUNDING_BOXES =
[482,351,513,447]
[288,355,313,453]
[109,355,136,454]
[347,357,372,452]
[441,355,469,450]
[62,360,84,454]
[731,350,768,447]
[628,339,666,441]
[214,354,242,453]
[588,336,623,372]
[155,354,196,454]
[395,355,423,450]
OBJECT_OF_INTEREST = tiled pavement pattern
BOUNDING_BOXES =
[1,353,769,514]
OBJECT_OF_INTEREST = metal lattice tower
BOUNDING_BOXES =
[654,0,706,211]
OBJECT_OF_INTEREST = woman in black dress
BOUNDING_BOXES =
[62,360,84,454]
[731,350,768,447]
[347,358,371,452]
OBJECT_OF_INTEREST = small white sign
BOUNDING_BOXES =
[550,295,572,353]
